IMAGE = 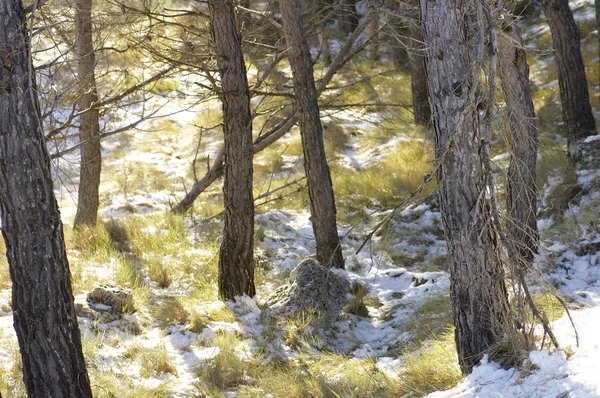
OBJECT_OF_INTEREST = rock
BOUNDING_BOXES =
[86,285,135,320]
[261,259,350,329]
[568,137,600,170]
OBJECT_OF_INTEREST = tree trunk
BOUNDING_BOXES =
[281,0,345,269]
[498,13,539,266]
[74,0,102,228]
[543,0,596,142]
[596,0,600,87]
[368,12,380,62]
[338,0,358,34]
[385,0,410,72]
[408,21,431,125]
[316,0,332,65]
[209,0,256,299]
[420,0,512,373]
[0,1,92,396]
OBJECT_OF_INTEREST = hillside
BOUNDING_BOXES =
[0,0,599,397]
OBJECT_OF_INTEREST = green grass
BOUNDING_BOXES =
[0,237,11,290]
[399,294,454,346]
[333,139,435,222]
[392,329,461,397]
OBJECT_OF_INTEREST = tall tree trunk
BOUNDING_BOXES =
[238,0,252,34]
[385,0,410,72]
[209,0,256,299]
[596,0,600,87]
[0,1,92,396]
[420,0,512,373]
[408,21,431,125]
[316,0,332,65]
[281,0,345,269]
[543,0,596,142]
[368,12,380,61]
[498,13,539,266]
[338,0,358,34]
[74,0,102,228]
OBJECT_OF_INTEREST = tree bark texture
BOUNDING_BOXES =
[209,0,256,299]
[281,0,345,269]
[596,0,600,87]
[408,21,431,125]
[498,15,539,266]
[73,0,102,228]
[0,1,92,396]
[368,12,380,61]
[420,0,512,374]
[543,0,596,142]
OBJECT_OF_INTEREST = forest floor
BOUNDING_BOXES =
[1,0,600,397]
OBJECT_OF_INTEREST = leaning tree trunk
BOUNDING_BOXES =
[420,0,512,373]
[209,0,256,299]
[281,0,345,269]
[74,0,102,228]
[543,0,596,142]
[0,1,92,396]
[498,13,539,267]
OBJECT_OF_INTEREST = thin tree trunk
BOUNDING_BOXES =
[368,12,380,61]
[385,0,410,71]
[596,0,600,87]
[0,1,92,396]
[420,0,512,373]
[74,0,102,228]
[238,0,251,33]
[209,0,256,299]
[543,0,596,142]
[171,17,368,214]
[338,0,358,34]
[498,13,539,266]
[281,0,345,269]
[408,20,431,125]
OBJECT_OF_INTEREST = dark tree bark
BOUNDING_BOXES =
[596,0,600,87]
[74,0,102,228]
[420,0,512,373]
[281,0,345,269]
[385,0,410,71]
[368,12,380,61]
[238,0,252,33]
[209,0,256,299]
[498,13,539,266]
[338,0,358,34]
[316,0,332,66]
[0,1,92,396]
[408,21,431,125]
[543,0,596,142]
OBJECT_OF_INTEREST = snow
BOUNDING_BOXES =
[430,306,600,397]
[1,1,599,396]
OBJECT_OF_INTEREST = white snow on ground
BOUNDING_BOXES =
[430,306,600,398]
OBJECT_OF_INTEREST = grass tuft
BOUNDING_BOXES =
[392,329,461,396]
